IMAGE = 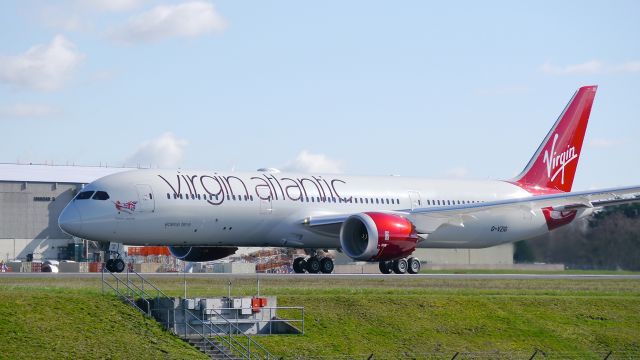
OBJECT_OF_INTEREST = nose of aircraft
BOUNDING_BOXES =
[58,203,83,236]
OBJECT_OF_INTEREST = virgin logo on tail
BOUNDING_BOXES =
[543,133,578,185]
[512,85,596,193]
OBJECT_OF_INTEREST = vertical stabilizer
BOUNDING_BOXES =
[513,86,597,192]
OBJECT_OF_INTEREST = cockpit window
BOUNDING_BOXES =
[92,191,110,200]
[76,191,94,200]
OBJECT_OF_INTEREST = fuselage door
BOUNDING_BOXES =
[408,190,422,210]
[136,184,155,212]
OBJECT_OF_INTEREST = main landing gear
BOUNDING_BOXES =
[292,255,335,274]
[378,257,421,274]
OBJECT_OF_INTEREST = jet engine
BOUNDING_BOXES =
[339,212,418,261]
[168,246,238,262]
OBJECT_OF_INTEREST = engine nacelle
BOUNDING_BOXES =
[168,246,238,262]
[339,212,418,261]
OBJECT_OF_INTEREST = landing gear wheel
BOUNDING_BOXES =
[392,258,408,274]
[113,258,126,273]
[293,257,306,273]
[320,257,334,274]
[379,261,393,274]
[306,257,321,273]
[407,257,421,274]
[105,259,115,272]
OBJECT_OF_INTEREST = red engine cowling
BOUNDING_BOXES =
[168,246,238,262]
[339,212,418,261]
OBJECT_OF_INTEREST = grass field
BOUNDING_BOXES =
[1,274,639,359]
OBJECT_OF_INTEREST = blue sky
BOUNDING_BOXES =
[0,1,638,190]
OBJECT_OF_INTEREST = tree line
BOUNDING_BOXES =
[514,203,640,270]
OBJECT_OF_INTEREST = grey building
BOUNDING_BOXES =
[0,163,129,261]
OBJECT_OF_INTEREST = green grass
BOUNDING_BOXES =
[0,286,207,359]
[1,275,639,359]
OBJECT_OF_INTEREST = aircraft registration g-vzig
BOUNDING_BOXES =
[59,86,640,274]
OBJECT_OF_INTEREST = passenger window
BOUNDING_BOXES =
[75,191,94,200]
[167,193,170,199]
[386,199,389,204]
[92,191,110,200]
[418,200,421,205]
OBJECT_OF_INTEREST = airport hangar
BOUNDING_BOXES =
[0,163,513,266]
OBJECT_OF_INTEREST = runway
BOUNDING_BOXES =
[2,272,639,280]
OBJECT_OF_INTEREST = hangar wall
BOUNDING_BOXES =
[0,182,79,261]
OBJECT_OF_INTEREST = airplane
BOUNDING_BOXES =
[58,85,640,274]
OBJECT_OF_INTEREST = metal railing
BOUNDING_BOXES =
[203,306,305,335]
[101,267,277,359]
[158,307,275,360]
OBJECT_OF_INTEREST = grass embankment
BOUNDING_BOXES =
[0,286,207,359]
[1,275,639,359]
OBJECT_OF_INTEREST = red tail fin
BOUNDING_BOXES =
[513,85,597,192]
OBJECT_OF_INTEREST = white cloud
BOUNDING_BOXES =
[588,138,618,149]
[541,60,640,75]
[0,104,62,118]
[109,1,228,44]
[612,61,640,73]
[39,1,144,31]
[0,35,84,91]
[125,132,188,168]
[444,166,469,178]
[40,11,86,31]
[283,150,343,174]
[80,0,145,12]
[540,60,603,75]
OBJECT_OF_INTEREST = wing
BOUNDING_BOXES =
[303,185,640,235]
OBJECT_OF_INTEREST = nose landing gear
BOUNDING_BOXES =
[104,242,126,273]
[105,258,126,273]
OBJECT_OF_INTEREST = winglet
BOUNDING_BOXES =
[513,86,597,192]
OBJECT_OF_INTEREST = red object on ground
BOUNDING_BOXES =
[127,246,171,256]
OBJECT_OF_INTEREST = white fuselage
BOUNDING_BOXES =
[61,169,568,250]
